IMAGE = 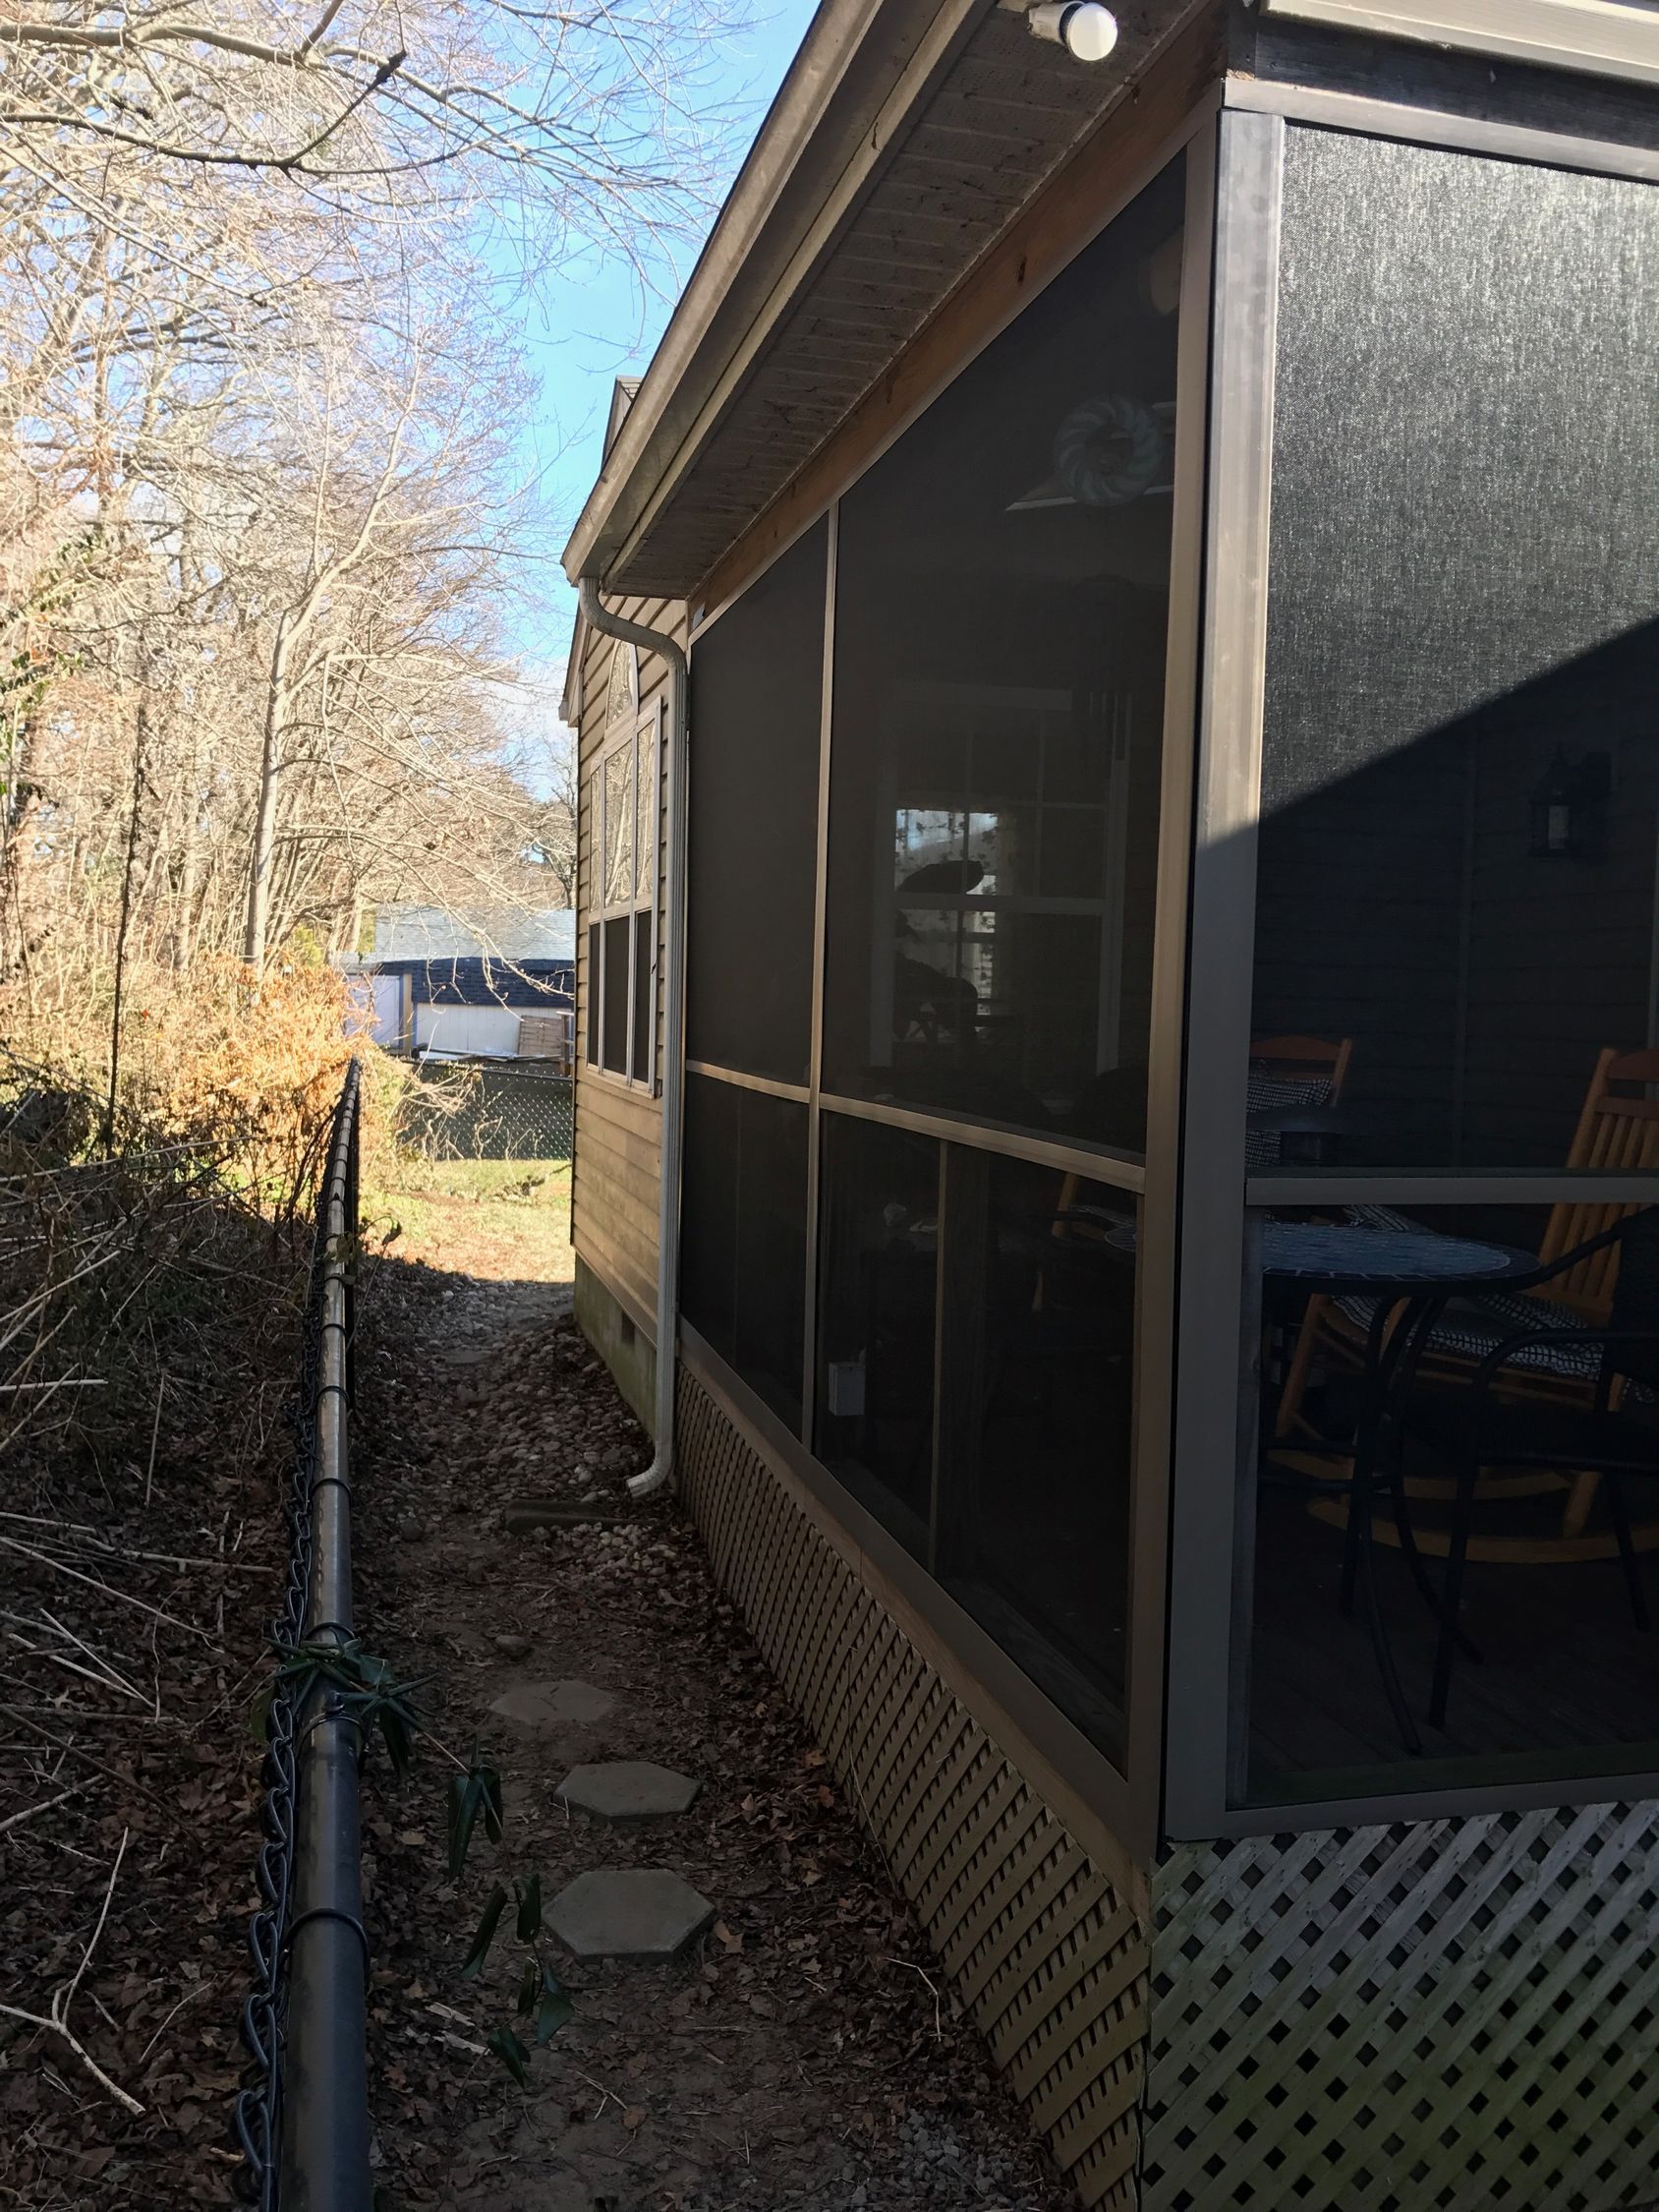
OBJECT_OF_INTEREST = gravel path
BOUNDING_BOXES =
[354,1253,1076,2212]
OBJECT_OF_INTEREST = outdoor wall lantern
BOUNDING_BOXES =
[1528,748,1611,859]
[1026,2,1118,62]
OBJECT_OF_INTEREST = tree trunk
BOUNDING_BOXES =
[0,708,36,980]
[243,616,290,969]
[174,723,204,966]
[106,705,147,1148]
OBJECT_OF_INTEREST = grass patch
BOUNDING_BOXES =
[363,1155,573,1284]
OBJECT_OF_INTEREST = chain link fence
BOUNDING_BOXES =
[235,1063,367,2208]
[398,1060,573,1162]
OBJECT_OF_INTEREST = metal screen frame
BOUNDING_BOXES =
[1161,91,1659,1843]
[677,102,1222,1866]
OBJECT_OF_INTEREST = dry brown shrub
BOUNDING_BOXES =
[1,955,410,1217]
[0,958,417,1476]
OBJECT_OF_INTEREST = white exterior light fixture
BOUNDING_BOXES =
[1026,2,1118,61]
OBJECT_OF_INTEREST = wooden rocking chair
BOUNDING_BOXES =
[1279,1046,1659,1547]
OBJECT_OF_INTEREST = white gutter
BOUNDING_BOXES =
[577,577,687,1501]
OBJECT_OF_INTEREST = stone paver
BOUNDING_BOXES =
[486,1678,617,1731]
[546,1868,715,1960]
[556,1761,701,1823]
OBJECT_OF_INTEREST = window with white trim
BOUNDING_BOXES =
[586,643,659,1086]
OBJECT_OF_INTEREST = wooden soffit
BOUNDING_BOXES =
[563,0,1219,602]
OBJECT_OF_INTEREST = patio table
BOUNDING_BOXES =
[1254,1221,1540,1752]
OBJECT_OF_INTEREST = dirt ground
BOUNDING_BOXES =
[354,1243,1076,2212]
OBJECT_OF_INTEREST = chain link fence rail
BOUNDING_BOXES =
[235,1061,371,2212]
[399,1058,573,1161]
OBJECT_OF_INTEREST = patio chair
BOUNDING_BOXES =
[1393,1206,1659,1725]
[1277,1048,1659,1507]
[1246,1034,1354,1170]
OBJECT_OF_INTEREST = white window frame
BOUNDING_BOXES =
[586,643,660,1092]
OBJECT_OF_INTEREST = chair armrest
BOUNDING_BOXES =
[1509,1208,1652,1292]
[1467,1326,1659,1406]
[1441,1326,1659,1455]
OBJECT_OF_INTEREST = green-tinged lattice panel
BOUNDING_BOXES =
[1144,1806,1659,2212]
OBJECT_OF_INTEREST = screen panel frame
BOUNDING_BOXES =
[675,103,1221,1866]
[1162,95,1659,1842]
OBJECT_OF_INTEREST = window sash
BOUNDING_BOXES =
[586,705,660,1087]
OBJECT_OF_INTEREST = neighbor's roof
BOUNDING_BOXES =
[561,0,1212,601]
[358,957,574,1011]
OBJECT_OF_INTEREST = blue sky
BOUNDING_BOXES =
[513,3,819,707]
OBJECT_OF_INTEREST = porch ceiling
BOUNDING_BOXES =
[562,0,1214,602]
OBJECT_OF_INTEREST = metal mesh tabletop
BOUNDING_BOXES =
[1255,1224,1531,1288]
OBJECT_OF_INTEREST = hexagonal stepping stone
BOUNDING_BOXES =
[556,1762,701,1824]
[546,1869,715,1960]
[487,1678,617,1732]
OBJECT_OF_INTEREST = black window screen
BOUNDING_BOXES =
[631,909,654,1083]
[822,161,1185,1156]
[937,1152,1135,1754]
[813,1111,940,1560]
[1253,131,1659,1177]
[601,915,630,1075]
[811,1113,1134,1753]
[680,1072,739,1359]
[686,518,828,1084]
[680,1072,809,1433]
[585,922,601,1064]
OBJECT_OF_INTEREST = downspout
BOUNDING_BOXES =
[578,575,687,1501]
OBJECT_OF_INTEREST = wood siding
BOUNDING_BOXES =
[573,597,689,1332]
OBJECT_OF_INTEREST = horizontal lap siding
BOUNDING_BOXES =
[573,596,687,1330]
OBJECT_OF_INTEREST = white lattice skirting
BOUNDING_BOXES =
[1144,1805,1659,2212]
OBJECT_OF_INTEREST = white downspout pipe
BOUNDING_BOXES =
[578,576,687,1500]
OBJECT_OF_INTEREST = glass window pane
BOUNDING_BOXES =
[814,1111,940,1557]
[631,909,653,1083]
[1254,132,1659,1177]
[822,161,1184,1156]
[634,728,656,905]
[686,518,828,1084]
[601,914,629,1074]
[937,1152,1136,1755]
[602,744,633,911]
[1242,1197,1659,1802]
[680,1074,809,1434]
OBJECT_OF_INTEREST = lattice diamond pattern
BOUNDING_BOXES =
[676,1371,1150,2209]
[1144,1806,1659,2212]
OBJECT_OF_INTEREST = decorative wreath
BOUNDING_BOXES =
[1054,393,1164,507]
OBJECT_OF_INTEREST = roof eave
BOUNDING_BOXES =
[560,0,993,587]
